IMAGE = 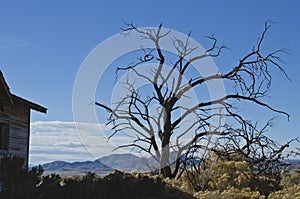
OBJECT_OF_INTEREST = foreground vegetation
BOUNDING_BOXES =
[1,157,300,199]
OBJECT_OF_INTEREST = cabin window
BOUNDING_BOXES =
[0,123,9,150]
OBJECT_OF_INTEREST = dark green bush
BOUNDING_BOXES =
[0,157,194,199]
[0,156,43,199]
[1,156,300,199]
[61,170,194,199]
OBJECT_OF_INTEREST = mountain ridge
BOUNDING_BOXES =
[42,159,113,175]
[41,153,158,175]
[41,154,300,176]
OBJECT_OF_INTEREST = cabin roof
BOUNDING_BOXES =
[0,70,47,114]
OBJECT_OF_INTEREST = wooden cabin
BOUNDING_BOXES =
[0,70,47,168]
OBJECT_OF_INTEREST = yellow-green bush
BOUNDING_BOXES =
[280,169,300,188]
[208,161,252,191]
[266,170,300,199]
[193,187,265,199]
[164,159,282,197]
[268,185,300,199]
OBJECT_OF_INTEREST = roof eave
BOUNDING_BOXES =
[11,94,47,114]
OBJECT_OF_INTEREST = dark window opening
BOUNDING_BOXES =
[0,123,9,150]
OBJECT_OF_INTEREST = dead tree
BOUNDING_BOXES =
[213,119,299,177]
[96,22,290,178]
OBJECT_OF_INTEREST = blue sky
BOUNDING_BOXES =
[0,1,299,164]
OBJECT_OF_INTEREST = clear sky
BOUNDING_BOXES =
[0,1,299,165]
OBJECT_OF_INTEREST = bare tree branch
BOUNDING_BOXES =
[95,22,291,178]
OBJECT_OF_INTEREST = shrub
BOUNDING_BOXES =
[1,156,300,199]
[193,187,265,199]
[280,169,300,188]
[208,161,252,191]
[0,156,43,199]
[166,159,281,197]
[268,185,300,199]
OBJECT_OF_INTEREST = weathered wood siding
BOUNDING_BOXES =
[0,101,30,166]
[1,71,46,170]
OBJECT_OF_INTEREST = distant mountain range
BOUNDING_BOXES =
[42,160,113,175]
[41,153,300,176]
[42,153,161,175]
[98,154,155,172]
[286,159,300,171]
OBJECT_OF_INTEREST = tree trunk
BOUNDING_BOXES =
[160,136,172,178]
